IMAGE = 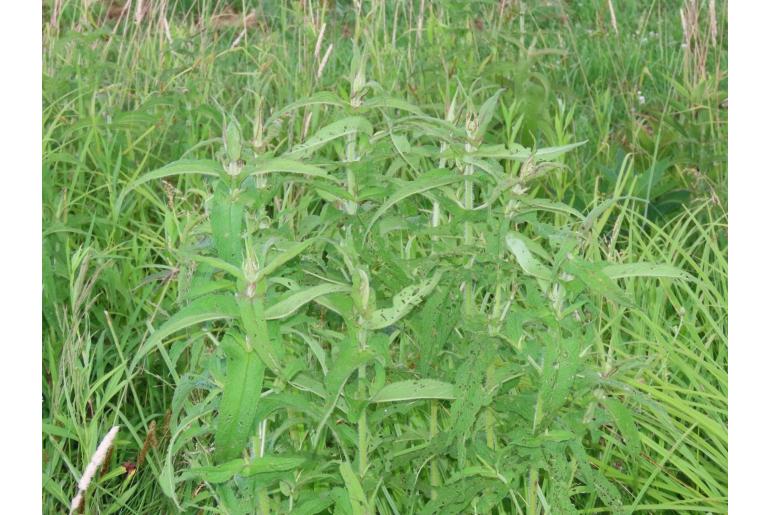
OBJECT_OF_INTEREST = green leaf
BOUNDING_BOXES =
[365,169,464,236]
[339,462,370,515]
[214,334,265,463]
[506,141,587,161]
[564,258,633,307]
[189,459,246,484]
[362,95,426,116]
[605,398,642,458]
[265,91,347,126]
[128,159,224,189]
[544,447,579,515]
[569,441,627,513]
[514,196,585,220]
[366,272,442,330]
[132,294,238,369]
[244,157,335,181]
[505,233,551,280]
[189,455,305,484]
[370,379,456,403]
[119,159,223,210]
[476,88,504,138]
[292,494,335,515]
[257,239,316,282]
[242,455,307,476]
[225,120,242,162]
[537,337,580,427]
[602,262,692,281]
[210,182,244,266]
[264,283,351,320]
[187,254,244,281]
[418,477,502,515]
[287,116,373,158]
[446,336,495,466]
[325,346,375,398]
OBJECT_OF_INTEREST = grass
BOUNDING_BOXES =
[42,0,727,513]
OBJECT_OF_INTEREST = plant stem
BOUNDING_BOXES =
[430,400,440,499]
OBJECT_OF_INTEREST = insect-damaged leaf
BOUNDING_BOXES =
[446,334,496,467]
[418,477,506,515]
[365,272,442,330]
[563,258,633,307]
[602,262,692,281]
[370,379,456,403]
[505,233,551,280]
[569,440,627,513]
[604,398,642,459]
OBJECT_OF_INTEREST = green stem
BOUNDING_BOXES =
[430,400,440,499]
[485,363,495,449]
[345,133,358,214]
[356,327,368,478]
[463,160,474,315]
[527,466,538,515]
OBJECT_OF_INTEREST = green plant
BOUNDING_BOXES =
[42,1,727,513]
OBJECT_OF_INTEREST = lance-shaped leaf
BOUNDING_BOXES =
[474,141,586,162]
[370,379,456,403]
[210,182,244,266]
[362,95,427,116]
[125,159,224,191]
[118,159,224,212]
[365,169,464,236]
[264,283,351,320]
[264,91,347,127]
[286,116,373,158]
[476,88,504,138]
[214,334,265,463]
[313,343,375,447]
[132,294,239,369]
[602,262,692,281]
[339,462,371,515]
[256,238,317,282]
[243,157,335,181]
[188,455,307,484]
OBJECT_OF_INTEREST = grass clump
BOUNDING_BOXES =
[43,1,727,513]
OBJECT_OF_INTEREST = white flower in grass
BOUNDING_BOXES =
[69,426,120,514]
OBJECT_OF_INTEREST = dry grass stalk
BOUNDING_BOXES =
[50,0,63,31]
[317,44,333,79]
[136,420,157,468]
[680,0,711,86]
[607,0,618,35]
[210,7,259,30]
[314,22,327,60]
